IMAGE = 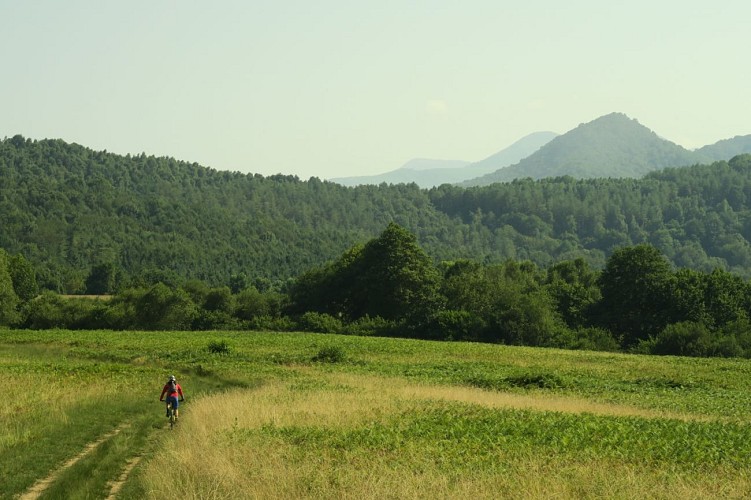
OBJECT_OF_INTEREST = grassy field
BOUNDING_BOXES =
[2,329,751,499]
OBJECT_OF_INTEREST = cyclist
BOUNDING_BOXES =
[159,375,185,420]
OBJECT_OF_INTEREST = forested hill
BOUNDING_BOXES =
[0,135,474,290]
[3,135,751,292]
[463,113,719,186]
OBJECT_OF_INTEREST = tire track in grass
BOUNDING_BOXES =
[18,424,129,500]
[105,454,144,499]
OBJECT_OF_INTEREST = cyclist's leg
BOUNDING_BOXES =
[172,396,180,419]
[166,395,178,418]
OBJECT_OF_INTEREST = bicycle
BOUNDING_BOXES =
[167,401,177,429]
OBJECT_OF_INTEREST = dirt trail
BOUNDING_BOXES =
[105,454,143,499]
[18,425,127,500]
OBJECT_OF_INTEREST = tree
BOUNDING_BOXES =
[135,283,198,330]
[234,286,272,320]
[0,249,20,325]
[441,260,567,346]
[203,286,234,314]
[595,244,673,346]
[229,273,248,294]
[9,253,38,301]
[354,223,442,321]
[545,258,601,329]
[288,223,441,322]
[85,263,117,295]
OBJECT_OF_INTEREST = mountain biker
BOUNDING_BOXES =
[159,375,185,420]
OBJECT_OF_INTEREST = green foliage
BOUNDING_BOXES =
[85,262,119,294]
[440,260,567,346]
[340,315,395,337]
[312,345,346,363]
[207,339,232,355]
[651,322,714,357]
[228,273,248,294]
[596,245,673,346]
[22,293,112,330]
[650,321,747,358]
[22,291,66,328]
[545,258,600,329]
[355,223,442,320]
[556,327,621,352]
[289,223,441,322]
[421,310,487,341]
[0,249,20,325]
[298,312,343,334]
[4,134,751,292]
[203,286,234,314]
[5,329,751,498]
[465,371,568,390]
[8,253,38,301]
[135,283,198,330]
[234,287,274,320]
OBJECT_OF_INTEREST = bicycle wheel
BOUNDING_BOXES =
[169,404,176,429]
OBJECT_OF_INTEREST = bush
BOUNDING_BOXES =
[22,291,65,329]
[719,319,751,358]
[312,345,346,363]
[710,335,744,358]
[298,312,343,333]
[207,339,231,355]
[340,315,395,337]
[555,327,620,352]
[136,283,199,330]
[249,315,297,332]
[423,310,487,341]
[651,322,712,357]
[192,310,245,330]
[234,287,270,320]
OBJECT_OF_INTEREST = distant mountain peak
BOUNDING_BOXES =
[330,131,557,188]
[399,158,470,171]
[462,113,699,186]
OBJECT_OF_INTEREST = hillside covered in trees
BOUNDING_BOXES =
[462,112,751,185]
[4,224,751,360]
[3,135,751,293]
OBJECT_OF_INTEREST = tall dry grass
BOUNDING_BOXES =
[139,372,751,499]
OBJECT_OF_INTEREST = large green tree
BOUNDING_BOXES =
[354,223,442,320]
[545,258,601,329]
[289,223,441,322]
[596,244,674,346]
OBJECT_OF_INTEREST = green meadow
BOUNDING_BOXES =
[2,329,751,499]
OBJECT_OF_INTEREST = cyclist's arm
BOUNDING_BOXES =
[178,385,185,400]
[159,385,167,401]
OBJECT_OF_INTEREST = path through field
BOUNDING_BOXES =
[105,454,144,499]
[18,425,127,500]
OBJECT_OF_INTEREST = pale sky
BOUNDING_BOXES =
[2,1,750,180]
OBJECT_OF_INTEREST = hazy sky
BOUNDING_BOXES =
[2,1,750,180]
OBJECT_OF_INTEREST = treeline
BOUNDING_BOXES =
[4,135,751,292]
[4,224,751,359]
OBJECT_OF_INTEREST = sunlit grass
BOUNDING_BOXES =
[4,329,751,499]
[140,372,751,499]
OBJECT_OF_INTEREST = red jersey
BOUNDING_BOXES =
[160,382,184,400]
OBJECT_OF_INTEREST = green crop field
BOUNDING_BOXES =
[2,329,751,499]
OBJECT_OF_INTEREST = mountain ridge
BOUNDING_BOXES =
[3,134,751,290]
[462,113,751,186]
[330,131,557,187]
